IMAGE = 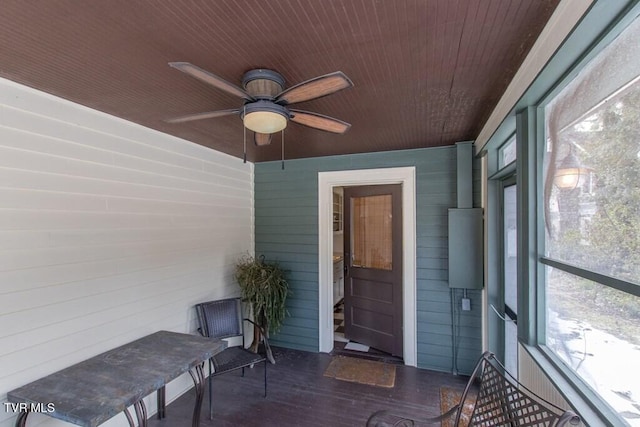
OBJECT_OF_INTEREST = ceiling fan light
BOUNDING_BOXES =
[244,110,288,134]
[242,101,289,134]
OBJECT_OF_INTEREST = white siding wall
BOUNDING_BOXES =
[0,78,254,426]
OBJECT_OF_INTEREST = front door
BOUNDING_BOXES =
[343,184,403,357]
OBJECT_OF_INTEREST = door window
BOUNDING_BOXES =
[351,194,392,270]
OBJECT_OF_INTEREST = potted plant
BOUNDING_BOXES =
[234,254,289,363]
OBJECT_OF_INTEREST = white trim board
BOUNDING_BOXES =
[318,167,417,367]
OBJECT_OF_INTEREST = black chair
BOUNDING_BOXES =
[367,351,581,427]
[195,298,269,420]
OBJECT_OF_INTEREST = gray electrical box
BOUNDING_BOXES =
[448,208,483,289]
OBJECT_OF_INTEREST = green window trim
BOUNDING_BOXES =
[485,1,640,425]
[540,257,640,298]
[531,2,640,423]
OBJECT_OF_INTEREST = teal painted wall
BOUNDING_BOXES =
[254,146,482,374]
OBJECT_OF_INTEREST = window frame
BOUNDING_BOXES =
[500,175,519,377]
[480,1,640,425]
[528,4,640,424]
[486,132,519,366]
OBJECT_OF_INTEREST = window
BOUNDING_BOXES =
[351,194,393,270]
[502,180,518,377]
[542,13,640,424]
[499,136,517,168]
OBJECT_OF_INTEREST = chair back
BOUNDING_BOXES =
[366,351,580,427]
[458,352,581,426]
[196,298,243,340]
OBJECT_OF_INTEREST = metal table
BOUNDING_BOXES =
[8,330,225,427]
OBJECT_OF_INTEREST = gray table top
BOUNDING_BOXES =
[8,330,225,427]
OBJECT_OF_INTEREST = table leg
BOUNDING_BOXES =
[123,400,147,427]
[14,411,28,427]
[157,386,166,419]
[124,407,136,427]
[134,400,147,427]
[187,363,206,427]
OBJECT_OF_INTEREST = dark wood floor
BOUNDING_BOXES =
[148,346,469,427]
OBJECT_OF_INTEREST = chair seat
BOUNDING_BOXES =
[211,346,266,375]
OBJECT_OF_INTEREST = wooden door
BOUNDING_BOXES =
[343,184,403,357]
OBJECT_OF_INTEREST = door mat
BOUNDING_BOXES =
[439,386,476,427]
[323,356,396,388]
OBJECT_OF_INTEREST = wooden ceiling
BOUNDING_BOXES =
[0,0,559,162]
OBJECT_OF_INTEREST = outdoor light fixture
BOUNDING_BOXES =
[241,100,289,134]
[554,150,590,189]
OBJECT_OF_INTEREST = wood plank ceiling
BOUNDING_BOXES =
[0,0,559,162]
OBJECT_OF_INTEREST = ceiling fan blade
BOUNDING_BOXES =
[275,71,353,105]
[169,62,254,101]
[164,109,240,124]
[289,109,351,134]
[254,132,272,146]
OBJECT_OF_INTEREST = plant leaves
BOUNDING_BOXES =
[235,254,290,333]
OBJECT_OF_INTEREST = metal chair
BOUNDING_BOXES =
[367,351,581,427]
[195,298,269,420]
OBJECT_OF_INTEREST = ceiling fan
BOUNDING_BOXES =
[166,62,353,146]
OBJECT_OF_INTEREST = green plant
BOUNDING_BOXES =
[234,254,290,336]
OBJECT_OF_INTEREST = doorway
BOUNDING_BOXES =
[318,167,417,367]
[343,184,403,357]
[501,178,518,376]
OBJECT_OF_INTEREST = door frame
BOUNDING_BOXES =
[318,167,417,367]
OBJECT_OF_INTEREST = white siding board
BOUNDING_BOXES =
[113,152,250,187]
[0,235,242,279]
[0,188,109,212]
[0,126,118,165]
[0,224,247,251]
[1,246,238,330]
[0,77,253,427]
[0,125,248,185]
[0,168,251,204]
[2,102,252,186]
[0,206,250,231]
[1,107,205,171]
[0,146,250,198]
[1,82,231,167]
[0,209,174,230]
[2,263,237,359]
[201,160,253,182]
[0,230,52,251]
[1,116,249,184]
[104,197,249,215]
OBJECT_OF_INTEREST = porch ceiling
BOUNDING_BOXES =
[0,0,559,162]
